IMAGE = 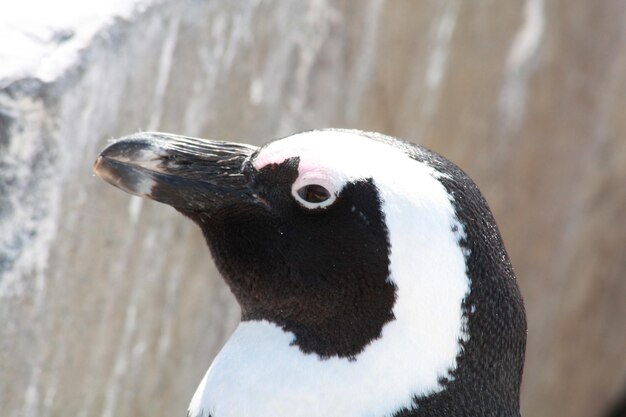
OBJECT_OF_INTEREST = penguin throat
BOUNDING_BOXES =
[189,211,473,417]
[239,281,397,359]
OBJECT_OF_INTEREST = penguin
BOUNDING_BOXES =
[93,129,526,417]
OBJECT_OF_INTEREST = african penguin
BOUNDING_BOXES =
[94,129,526,417]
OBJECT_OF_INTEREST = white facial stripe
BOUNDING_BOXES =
[253,131,408,191]
[190,130,471,417]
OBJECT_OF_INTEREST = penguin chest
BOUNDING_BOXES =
[188,318,463,417]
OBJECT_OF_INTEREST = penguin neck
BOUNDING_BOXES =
[189,210,475,417]
[240,285,397,359]
[190,247,524,416]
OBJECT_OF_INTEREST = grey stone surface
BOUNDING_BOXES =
[1,1,625,417]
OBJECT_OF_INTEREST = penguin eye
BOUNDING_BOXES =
[297,184,330,203]
[292,180,337,209]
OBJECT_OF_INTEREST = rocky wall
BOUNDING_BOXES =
[1,1,625,416]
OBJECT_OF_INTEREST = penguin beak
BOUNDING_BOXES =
[93,132,259,212]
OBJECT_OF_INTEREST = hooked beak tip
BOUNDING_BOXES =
[93,152,156,197]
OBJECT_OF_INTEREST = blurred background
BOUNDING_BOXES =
[1,1,625,416]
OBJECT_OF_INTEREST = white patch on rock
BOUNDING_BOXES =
[499,0,546,132]
[128,196,144,225]
[249,77,264,105]
[0,0,152,83]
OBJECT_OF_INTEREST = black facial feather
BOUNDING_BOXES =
[186,156,396,359]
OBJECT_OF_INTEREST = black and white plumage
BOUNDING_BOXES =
[94,129,526,417]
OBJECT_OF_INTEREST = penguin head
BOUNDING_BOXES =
[94,129,526,415]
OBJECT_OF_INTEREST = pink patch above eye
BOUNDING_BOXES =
[296,169,335,185]
[254,152,323,177]
[252,154,285,170]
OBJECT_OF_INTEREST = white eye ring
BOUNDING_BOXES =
[292,177,337,209]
